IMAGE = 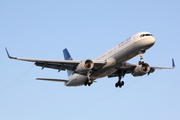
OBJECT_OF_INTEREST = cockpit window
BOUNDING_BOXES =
[140,34,153,37]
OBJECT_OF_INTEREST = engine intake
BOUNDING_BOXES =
[132,63,150,77]
[75,59,94,73]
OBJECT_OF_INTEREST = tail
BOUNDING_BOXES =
[63,48,74,77]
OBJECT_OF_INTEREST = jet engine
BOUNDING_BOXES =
[132,63,150,77]
[75,59,94,73]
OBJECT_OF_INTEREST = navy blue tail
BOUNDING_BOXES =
[63,48,74,77]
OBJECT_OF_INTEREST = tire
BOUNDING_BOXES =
[121,81,124,86]
[115,83,118,88]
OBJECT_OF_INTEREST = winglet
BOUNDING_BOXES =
[5,48,17,59]
[172,58,175,68]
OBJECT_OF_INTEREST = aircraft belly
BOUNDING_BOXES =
[91,67,117,79]
[91,39,153,79]
[66,74,87,86]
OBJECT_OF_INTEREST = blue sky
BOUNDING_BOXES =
[0,0,180,120]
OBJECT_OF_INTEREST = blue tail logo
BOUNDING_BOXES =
[63,48,74,77]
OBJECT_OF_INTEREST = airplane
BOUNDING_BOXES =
[5,31,175,88]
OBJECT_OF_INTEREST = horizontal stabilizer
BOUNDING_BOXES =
[36,78,68,82]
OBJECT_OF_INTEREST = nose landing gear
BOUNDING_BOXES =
[138,50,146,65]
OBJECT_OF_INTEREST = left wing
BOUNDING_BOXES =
[5,48,106,72]
[125,59,175,70]
[150,59,175,69]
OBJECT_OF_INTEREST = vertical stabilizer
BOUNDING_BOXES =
[63,48,74,77]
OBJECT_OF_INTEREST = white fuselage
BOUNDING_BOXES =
[65,32,156,86]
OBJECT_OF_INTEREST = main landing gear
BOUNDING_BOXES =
[84,80,92,86]
[84,71,93,86]
[115,70,125,88]
[115,78,124,88]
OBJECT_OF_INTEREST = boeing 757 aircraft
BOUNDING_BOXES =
[6,32,175,88]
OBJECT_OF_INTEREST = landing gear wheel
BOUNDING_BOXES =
[115,83,119,88]
[139,61,144,65]
[119,81,124,88]
[84,81,88,86]
[121,81,124,86]
[84,79,93,86]
[115,81,124,88]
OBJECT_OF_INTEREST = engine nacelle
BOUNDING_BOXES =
[132,63,150,77]
[75,59,94,73]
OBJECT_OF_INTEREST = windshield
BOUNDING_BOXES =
[140,34,153,37]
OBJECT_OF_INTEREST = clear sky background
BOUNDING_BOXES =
[0,0,180,120]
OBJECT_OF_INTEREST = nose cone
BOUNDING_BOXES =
[151,36,156,44]
[146,36,156,47]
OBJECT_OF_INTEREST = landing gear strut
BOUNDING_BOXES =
[84,71,93,86]
[115,70,125,88]
[138,50,145,65]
